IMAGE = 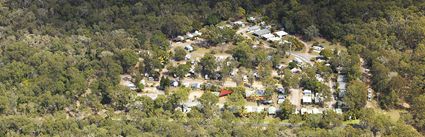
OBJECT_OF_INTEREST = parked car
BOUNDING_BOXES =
[261,100,273,105]
[278,99,285,104]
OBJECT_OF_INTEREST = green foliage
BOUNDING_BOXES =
[168,63,191,78]
[199,91,219,111]
[232,42,254,68]
[202,25,236,46]
[198,53,217,77]
[344,80,368,111]
[173,47,187,61]
[412,95,425,132]
[159,76,171,90]
[280,100,295,119]
[284,36,305,51]
[0,0,424,136]
[303,25,320,41]
[118,49,138,73]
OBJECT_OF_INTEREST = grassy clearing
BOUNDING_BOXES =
[343,119,361,125]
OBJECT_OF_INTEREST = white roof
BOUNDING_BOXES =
[192,31,202,37]
[233,21,244,25]
[302,95,312,103]
[337,75,345,82]
[300,108,309,114]
[268,37,281,42]
[245,106,264,113]
[339,82,347,90]
[262,33,275,39]
[303,90,312,95]
[278,99,285,104]
[268,107,277,114]
[274,31,288,37]
[186,32,194,38]
[291,68,301,73]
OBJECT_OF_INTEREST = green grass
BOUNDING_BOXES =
[343,119,360,125]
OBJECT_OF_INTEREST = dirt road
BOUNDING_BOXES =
[289,89,302,109]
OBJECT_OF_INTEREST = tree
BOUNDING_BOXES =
[199,91,218,109]
[202,26,236,46]
[320,49,333,59]
[168,64,190,78]
[279,100,295,119]
[284,36,304,51]
[169,87,190,107]
[150,32,170,50]
[173,47,187,61]
[198,53,217,77]
[118,49,138,73]
[319,110,343,129]
[411,95,425,132]
[303,25,320,41]
[106,86,133,110]
[159,76,171,90]
[206,14,220,25]
[343,80,368,111]
[232,42,254,68]
[161,15,193,37]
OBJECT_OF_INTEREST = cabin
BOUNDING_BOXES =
[246,106,264,113]
[248,25,261,33]
[268,37,281,42]
[261,33,275,39]
[302,90,313,104]
[253,29,271,36]
[274,30,288,38]
[232,21,245,27]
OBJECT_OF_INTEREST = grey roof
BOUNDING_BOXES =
[248,26,261,31]
[253,29,271,36]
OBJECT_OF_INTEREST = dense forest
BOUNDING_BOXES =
[0,0,424,136]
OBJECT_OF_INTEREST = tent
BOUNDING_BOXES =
[219,89,233,97]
